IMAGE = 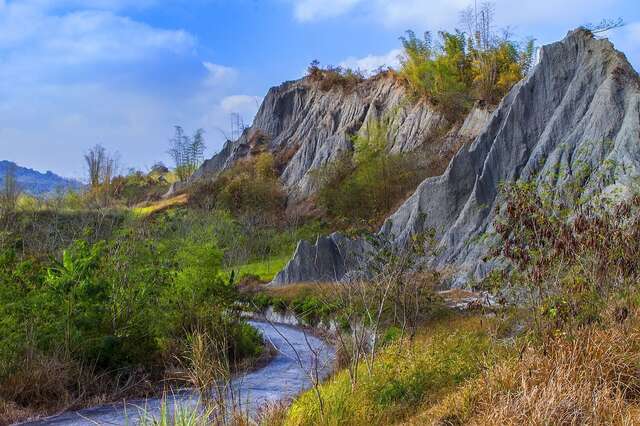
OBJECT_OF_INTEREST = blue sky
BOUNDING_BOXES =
[1,0,639,178]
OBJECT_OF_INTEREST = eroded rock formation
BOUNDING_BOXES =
[193,73,490,201]
[272,29,640,286]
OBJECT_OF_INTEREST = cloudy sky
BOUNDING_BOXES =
[0,0,638,178]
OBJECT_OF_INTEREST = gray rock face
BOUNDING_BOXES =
[193,75,490,201]
[272,29,640,286]
[270,233,370,286]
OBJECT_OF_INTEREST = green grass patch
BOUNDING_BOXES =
[224,255,290,282]
[285,313,509,425]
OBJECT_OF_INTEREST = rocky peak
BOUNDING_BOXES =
[271,29,640,286]
[193,72,491,201]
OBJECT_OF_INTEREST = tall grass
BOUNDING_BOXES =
[414,307,640,425]
[286,313,507,425]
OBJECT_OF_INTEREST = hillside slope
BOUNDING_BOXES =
[193,73,490,201]
[273,29,640,286]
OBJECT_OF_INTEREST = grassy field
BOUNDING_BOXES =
[224,255,291,282]
[132,193,188,217]
[282,312,513,426]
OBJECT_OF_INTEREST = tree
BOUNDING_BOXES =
[168,126,207,182]
[84,145,116,190]
[0,163,21,216]
[400,3,533,113]
[84,145,117,206]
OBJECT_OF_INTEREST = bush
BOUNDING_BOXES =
[490,182,640,334]
[0,213,264,421]
[313,119,423,231]
[188,153,286,226]
[307,60,365,92]
[399,29,533,121]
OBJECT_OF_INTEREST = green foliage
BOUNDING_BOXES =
[188,153,286,226]
[155,208,326,275]
[224,255,290,282]
[168,126,207,182]
[0,214,262,389]
[314,119,423,231]
[399,28,533,120]
[490,182,640,334]
[110,169,171,206]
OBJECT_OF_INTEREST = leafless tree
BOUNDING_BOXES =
[168,126,207,182]
[460,1,496,51]
[84,144,118,206]
[583,18,625,34]
[331,233,440,388]
[0,163,21,217]
[85,144,107,191]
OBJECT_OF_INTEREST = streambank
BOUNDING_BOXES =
[19,321,335,426]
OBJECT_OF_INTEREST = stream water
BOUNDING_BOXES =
[21,321,335,425]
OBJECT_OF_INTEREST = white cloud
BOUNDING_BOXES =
[339,48,402,75]
[203,62,237,87]
[0,0,235,176]
[0,2,195,70]
[221,95,262,114]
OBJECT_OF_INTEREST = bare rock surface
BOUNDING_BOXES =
[272,29,640,286]
[193,74,489,201]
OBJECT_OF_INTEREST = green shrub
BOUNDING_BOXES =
[399,29,533,120]
[188,153,286,226]
[313,119,423,230]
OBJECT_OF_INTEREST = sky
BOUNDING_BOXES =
[0,0,639,179]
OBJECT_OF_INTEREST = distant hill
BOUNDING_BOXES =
[0,160,83,196]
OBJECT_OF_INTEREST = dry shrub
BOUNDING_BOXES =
[256,400,290,426]
[473,322,640,425]
[0,398,35,426]
[416,312,640,425]
[307,62,365,92]
[0,352,154,423]
[1,354,76,411]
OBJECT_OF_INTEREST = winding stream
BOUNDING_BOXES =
[21,321,335,425]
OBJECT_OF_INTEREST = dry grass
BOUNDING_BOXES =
[409,310,640,425]
[264,282,340,302]
[0,398,36,426]
[0,352,154,424]
[133,193,188,217]
[256,400,290,426]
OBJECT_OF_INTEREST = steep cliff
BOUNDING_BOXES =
[193,73,490,201]
[272,29,640,286]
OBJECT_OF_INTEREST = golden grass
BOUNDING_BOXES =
[133,193,188,217]
[265,282,341,302]
[407,311,640,426]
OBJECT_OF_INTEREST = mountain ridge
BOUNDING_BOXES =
[192,71,492,202]
[0,160,83,196]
